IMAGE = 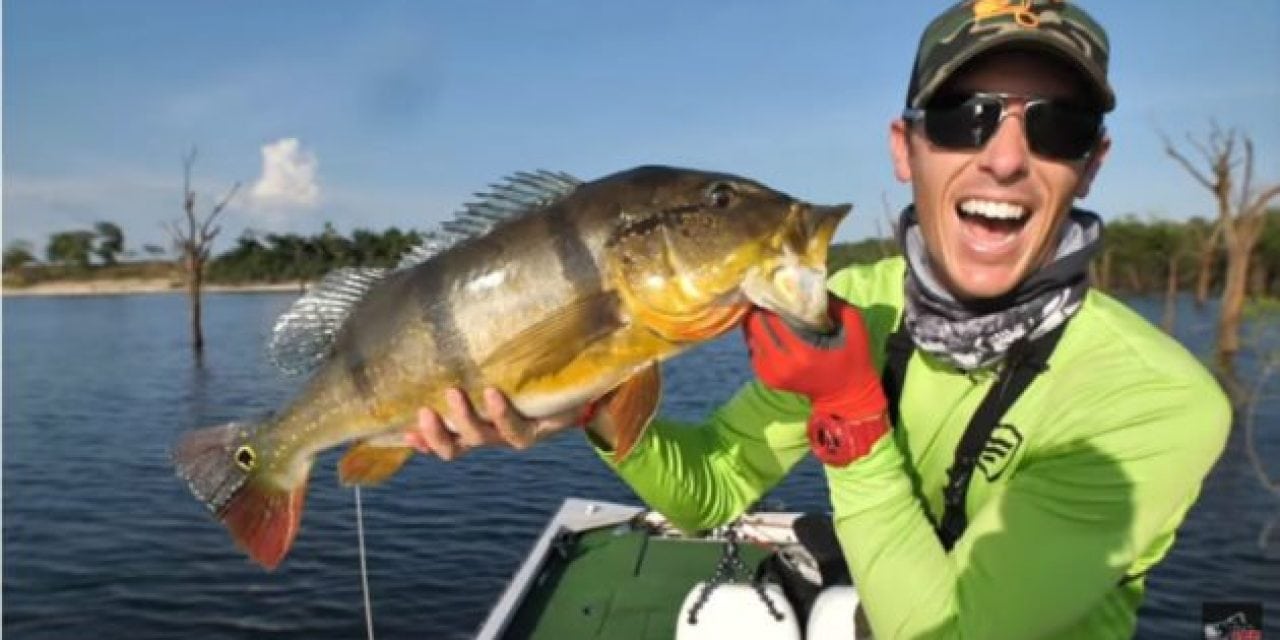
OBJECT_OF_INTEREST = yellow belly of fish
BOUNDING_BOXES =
[325,300,739,486]
[499,323,677,417]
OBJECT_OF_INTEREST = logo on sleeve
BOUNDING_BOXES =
[977,423,1023,481]
[1203,602,1263,640]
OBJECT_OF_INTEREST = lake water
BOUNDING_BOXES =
[3,291,1277,639]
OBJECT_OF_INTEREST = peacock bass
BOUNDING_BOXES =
[174,165,849,569]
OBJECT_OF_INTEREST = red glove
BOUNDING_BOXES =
[743,293,889,467]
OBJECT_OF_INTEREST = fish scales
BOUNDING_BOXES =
[265,198,616,462]
[173,165,851,569]
[176,210,598,517]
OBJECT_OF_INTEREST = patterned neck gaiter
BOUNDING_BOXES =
[897,205,1103,371]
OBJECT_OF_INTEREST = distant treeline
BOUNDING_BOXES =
[828,211,1280,298]
[205,224,424,283]
[7,210,1279,298]
[1094,212,1279,297]
[204,212,1280,297]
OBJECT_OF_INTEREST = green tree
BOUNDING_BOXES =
[318,222,354,268]
[1184,216,1222,304]
[828,237,898,271]
[46,230,95,268]
[94,221,125,266]
[205,225,429,283]
[3,241,36,271]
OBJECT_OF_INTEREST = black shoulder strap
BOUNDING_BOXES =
[880,318,1070,551]
[936,321,1068,550]
[880,321,916,430]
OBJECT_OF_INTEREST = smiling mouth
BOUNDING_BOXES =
[956,198,1030,251]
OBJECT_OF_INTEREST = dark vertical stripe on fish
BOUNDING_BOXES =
[342,348,382,418]
[415,265,480,390]
[544,204,602,296]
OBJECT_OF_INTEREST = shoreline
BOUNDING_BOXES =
[2,278,306,298]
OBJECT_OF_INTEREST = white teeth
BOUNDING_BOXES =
[958,199,1027,220]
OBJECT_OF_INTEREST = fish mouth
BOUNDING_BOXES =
[741,263,832,332]
[740,202,850,333]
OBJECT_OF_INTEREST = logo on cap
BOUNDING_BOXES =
[972,0,1066,28]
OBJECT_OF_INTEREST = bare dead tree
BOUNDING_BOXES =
[1162,247,1180,333]
[1095,248,1112,293]
[165,147,241,355]
[1163,124,1280,360]
[1191,221,1223,306]
[1124,265,1143,293]
[1155,217,1190,334]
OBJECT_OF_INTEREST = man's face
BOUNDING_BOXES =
[889,51,1110,300]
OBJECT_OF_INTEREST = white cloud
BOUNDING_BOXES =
[250,138,320,209]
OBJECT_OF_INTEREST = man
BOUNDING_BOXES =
[409,2,1230,637]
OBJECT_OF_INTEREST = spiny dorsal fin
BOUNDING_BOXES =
[268,267,389,376]
[395,170,582,270]
[394,229,463,270]
[269,170,582,376]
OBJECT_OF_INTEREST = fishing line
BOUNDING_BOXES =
[355,486,376,640]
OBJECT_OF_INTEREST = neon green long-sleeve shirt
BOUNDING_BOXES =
[598,257,1230,639]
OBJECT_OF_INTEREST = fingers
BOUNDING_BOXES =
[833,295,867,327]
[409,387,569,459]
[760,312,791,352]
[743,308,786,360]
[414,406,459,461]
[408,389,495,461]
[484,388,538,450]
[444,388,493,448]
[405,414,433,454]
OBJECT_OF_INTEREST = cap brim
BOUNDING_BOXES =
[912,30,1115,112]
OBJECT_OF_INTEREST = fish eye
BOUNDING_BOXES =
[235,445,256,471]
[706,183,736,209]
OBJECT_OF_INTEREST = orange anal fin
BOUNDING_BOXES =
[218,479,307,571]
[339,441,414,487]
[597,364,662,461]
[639,303,750,343]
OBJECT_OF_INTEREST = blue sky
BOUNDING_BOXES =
[5,1,1279,255]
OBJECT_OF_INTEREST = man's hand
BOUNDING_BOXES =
[406,388,582,461]
[743,293,889,466]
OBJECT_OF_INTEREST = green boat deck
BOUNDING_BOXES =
[501,527,774,640]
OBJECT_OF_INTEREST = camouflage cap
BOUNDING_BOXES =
[906,0,1114,112]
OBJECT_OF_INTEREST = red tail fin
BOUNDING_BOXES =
[173,420,309,570]
[218,478,307,570]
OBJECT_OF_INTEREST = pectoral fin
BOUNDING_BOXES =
[481,292,623,388]
[338,440,414,486]
[633,302,751,343]
[595,364,662,461]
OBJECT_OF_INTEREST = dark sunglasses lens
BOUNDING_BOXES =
[924,96,1002,149]
[1026,103,1101,160]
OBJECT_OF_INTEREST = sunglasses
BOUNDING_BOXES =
[902,92,1103,161]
